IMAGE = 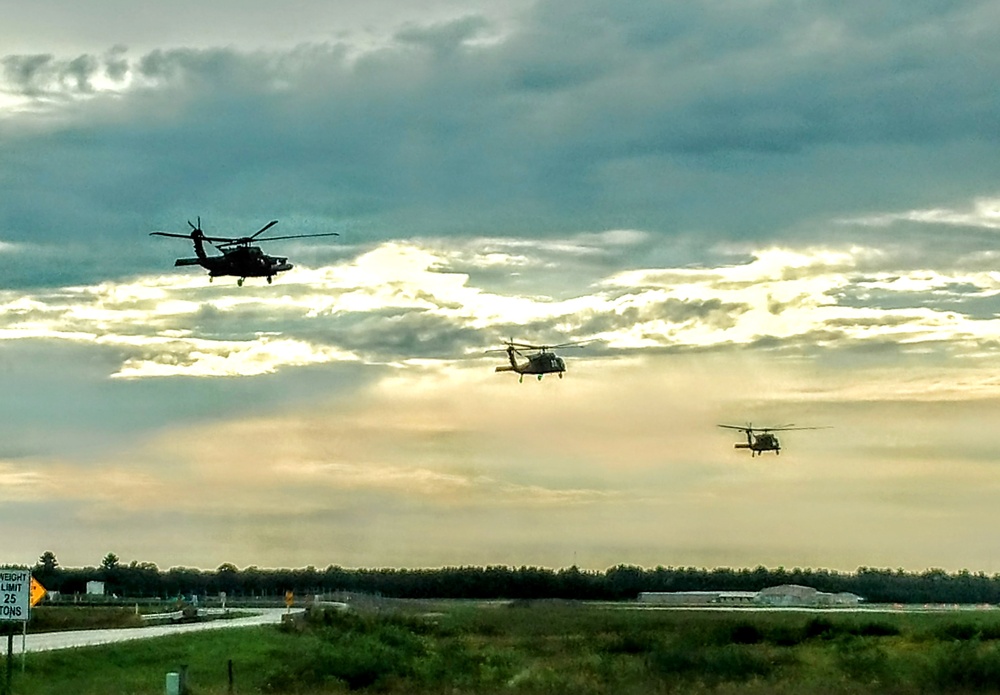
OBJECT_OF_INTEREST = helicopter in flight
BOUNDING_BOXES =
[717,424,828,457]
[150,218,339,286]
[488,339,586,382]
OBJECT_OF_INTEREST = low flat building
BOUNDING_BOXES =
[638,585,862,608]
[639,591,757,606]
[85,581,105,596]
[757,584,862,607]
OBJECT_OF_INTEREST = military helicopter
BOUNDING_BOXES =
[150,218,339,286]
[488,339,586,382]
[717,424,828,456]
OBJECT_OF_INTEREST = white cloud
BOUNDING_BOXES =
[843,195,1000,230]
[3,236,1000,380]
[0,462,48,501]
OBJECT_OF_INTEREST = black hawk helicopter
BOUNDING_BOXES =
[150,218,339,286]
[717,424,828,457]
[488,339,586,382]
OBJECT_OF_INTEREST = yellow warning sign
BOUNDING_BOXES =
[30,577,47,607]
[284,590,294,608]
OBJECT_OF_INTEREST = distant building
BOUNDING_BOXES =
[638,584,862,608]
[86,581,105,596]
[756,584,861,607]
[638,591,758,606]
[756,584,819,606]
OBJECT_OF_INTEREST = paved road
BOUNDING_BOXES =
[15,608,300,654]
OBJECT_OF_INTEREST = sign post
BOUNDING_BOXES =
[22,578,45,674]
[1,569,30,695]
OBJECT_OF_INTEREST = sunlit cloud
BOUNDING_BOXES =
[843,196,1000,230]
[3,236,1000,381]
[0,462,48,501]
[113,336,360,378]
[277,460,614,506]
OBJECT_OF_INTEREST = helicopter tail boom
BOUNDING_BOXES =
[174,258,203,266]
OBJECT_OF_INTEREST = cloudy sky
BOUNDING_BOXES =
[3,0,1000,575]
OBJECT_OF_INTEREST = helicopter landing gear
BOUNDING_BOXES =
[209,276,214,283]
[267,276,273,284]
[238,277,245,287]
[518,375,524,384]
[537,375,543,381]
[558,372,563,379]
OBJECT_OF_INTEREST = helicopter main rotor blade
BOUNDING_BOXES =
[256,232,341,242]
[505,341,545,350]
[150,232,194,239]
[765,426,831,432]
[718,424,753,432]
[150,231,238,244]
[250,220,280,239]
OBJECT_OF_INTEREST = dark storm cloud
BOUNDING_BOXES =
[394,14,492,53]
[831,284,1000,320]
[320,309,485,359]
[3,0,1000,279]
[1,48,131,96]
[564,297,748,337]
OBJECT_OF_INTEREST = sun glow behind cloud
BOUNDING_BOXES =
[2,235,1000,382]
[3,221,1000,568]
[845,196,1000,230]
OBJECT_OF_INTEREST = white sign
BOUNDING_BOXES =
[0,569,30,622]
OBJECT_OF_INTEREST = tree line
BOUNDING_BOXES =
[21,551,1000,605]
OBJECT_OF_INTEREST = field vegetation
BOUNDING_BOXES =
[28,606,146,633]
[15,601,1000,694]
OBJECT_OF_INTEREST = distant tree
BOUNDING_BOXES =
[37,551,59,573]
[121,561,161,597]
[214,563,240,595]
[34,551,62,590]
[101,553,120,572]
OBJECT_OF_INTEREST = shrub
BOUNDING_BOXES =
[937,621,981,641]
[803,617,836,640]
[927,640,1000,690]
[730,622,763,645]
[263,612,428,691]
[601,630,658,654]
[851,620,900,638]
[833,637,892,685]
[647,642,774,684]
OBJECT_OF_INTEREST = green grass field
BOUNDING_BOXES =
[13,602,1000,694]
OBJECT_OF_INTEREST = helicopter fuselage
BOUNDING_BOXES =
[190,246,292,278]
[517,352,566,375]
[495,347,566,381]
[735,432,781,456]
[173,232,292,283]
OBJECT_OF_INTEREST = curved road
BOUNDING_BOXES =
[16,608,300,654]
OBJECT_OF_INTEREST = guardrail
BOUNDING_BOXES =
[140,608,234,623]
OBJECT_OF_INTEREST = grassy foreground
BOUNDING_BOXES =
[14,601,1000,694]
